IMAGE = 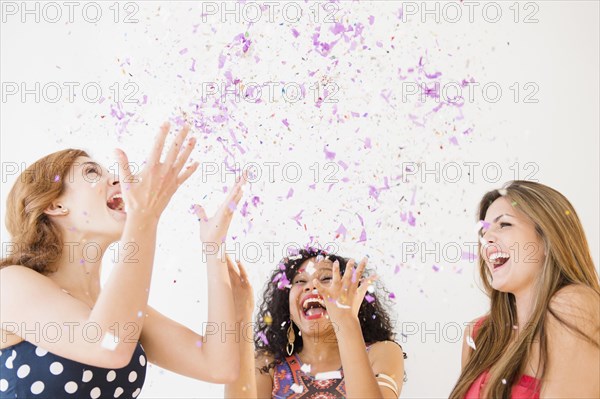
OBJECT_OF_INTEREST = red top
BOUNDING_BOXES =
[465,318,541,399]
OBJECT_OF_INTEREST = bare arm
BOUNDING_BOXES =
[541,285,600,398]
[140,178,246,382]
[224,257,273,398]
[0,123,197,368]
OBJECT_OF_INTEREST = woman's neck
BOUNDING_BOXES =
[297,327,341,368]
[47,232,110,307]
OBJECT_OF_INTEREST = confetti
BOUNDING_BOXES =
[365,294,375,303]
[257,331,269,345]
[466,335,476,350]
[315,371,342,380]
[300,363,311,374]
[101,333,119,351]
[290,383,304,394]
[261,314,272,326]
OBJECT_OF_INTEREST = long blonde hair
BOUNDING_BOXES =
[450,180,600,398]
[1,149,88,274]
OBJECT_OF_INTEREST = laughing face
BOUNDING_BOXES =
[480,196,546,294]
[289,257,335,336]
[49,156,127,242]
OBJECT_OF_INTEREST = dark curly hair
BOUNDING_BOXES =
[254,246,400,372]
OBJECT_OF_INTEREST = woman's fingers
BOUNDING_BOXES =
[148,122,170,166]
[331,260,342,288]
[354,257,368,286]
[172,136,196,175]
[193,204,208,222]
[176,161,199,186]
[164,125,190,167]
[341,258,355,289]
[237,259,249,283]
[114,148,133,185]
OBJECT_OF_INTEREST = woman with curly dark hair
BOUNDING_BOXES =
[225,247,406,398]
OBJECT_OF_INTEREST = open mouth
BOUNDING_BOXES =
[489,252,510,270]
[107,193,126,213]
[301,295,327,320]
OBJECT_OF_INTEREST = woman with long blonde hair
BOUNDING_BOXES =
[451,180,600,398]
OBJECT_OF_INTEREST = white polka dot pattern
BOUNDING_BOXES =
[0,341,146,398]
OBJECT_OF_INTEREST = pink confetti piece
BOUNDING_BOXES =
[282,118,290,128]
[389,292,396,299]
[54,175,60,182]
[363,137,372,149]
[286,188,294,199]
[432,265,440,272]
[291,28,300,38]
[179,48,188,55]
[449,136,459,145]
[365,294,375,303]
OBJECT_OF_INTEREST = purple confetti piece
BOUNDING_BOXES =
[323,145,336,160]
[335,223,347,239]
[54,175,60,182]
[365,294,375,303]
[257,331,269,345]
[432,265,440,272]
[240,201,249,217]
[291,210,304,226]
[389,292,396,299]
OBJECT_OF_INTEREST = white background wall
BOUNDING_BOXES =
[1,1,598,398]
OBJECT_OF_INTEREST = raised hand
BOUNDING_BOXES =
[114,122,199,221]
[313,258,377,321]
[226,256,254,323]
[192,174,246,245]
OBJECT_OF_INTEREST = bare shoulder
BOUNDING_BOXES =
[254,349,275,375]
[0,265,61,298]
[549,284,600,323]
[368,340,405,361]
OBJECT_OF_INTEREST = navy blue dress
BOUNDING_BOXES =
[0,340,146,398]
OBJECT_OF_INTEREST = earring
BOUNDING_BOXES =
[286,323,295,356]
[61,208,69,214]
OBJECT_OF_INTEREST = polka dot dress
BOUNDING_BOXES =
[0,341,146,398]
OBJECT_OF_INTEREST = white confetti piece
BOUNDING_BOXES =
[315,370,342,380]
[300,363,311,374]
[466,335,476,350]
[290,383,304,393]
[101,333,119,351]
[305,261,315,275]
